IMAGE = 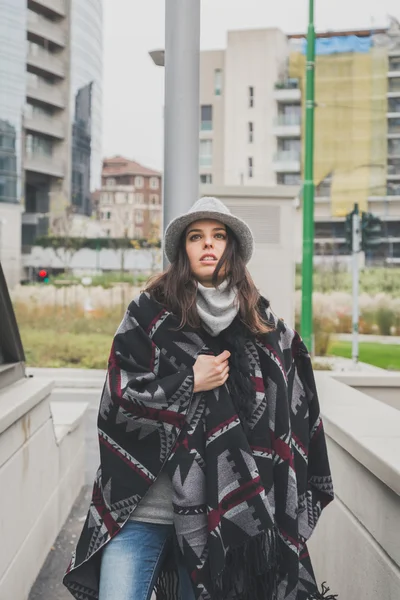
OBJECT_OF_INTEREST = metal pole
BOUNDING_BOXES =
[300,0,316,351]
[163,0,200,269]
[352,204,360,366]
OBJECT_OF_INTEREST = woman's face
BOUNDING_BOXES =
[185,219,228,287]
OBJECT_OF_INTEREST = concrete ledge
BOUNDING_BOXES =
[311,372,400,598]
[315,372,400,495]
[0,377,54,435]
[0,376,88,600]
[332,372,400,411]
[51,401,89,444]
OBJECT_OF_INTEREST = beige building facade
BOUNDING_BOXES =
[97,157,162,240]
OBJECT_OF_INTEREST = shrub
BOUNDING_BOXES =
[375,307,396,336]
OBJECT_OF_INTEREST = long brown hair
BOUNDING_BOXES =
[145,225,272,335]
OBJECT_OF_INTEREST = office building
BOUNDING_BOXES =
[0,0,103,286]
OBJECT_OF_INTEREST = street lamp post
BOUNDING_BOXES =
[301,0,316,351]
[150,0,201,269]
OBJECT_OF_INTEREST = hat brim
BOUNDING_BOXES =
[164,210,254,264]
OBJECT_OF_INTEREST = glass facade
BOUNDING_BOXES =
[70,0,103,212]
[0,0,26,203]
[71,82,92,214]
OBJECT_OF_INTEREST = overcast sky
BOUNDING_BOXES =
[102,0,400,171]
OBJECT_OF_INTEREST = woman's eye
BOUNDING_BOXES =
[190,234,201,241]
[216,234,226,240]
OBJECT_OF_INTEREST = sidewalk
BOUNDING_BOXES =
[28,486,92,600]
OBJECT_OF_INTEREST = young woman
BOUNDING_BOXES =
[63,197,335,600]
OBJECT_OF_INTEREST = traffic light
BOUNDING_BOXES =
[37,269,50,284]
[361,213,382,252]
[344,211,353,252]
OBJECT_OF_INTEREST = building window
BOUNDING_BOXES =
[135,210,144,224]
[135,192,144,204]
[248,122,254,143]
[248,157,253,178]
[200,174,213,184]
[150,194,159,205]
[200,140,213,167]
[150,177,159,189]
[214,69,222,96]
[128,193,134,204]
[201,105,213,131]
[106,178,116,187]
[100,192,110,205]
[135,176,144,188]
[249,86,254,108]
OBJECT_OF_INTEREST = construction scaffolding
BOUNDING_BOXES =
[289,33,390,216]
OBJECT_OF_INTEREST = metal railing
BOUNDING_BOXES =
[274,150,301,162]
[274,78,299,90]
[274,114,301,126]
[200,121,213,131]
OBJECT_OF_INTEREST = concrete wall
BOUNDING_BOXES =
[0,202,22,288]
[200,184,298,326]
[309,373,400,600]
[0,375,87,600]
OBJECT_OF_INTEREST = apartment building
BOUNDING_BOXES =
[200,23,400,263]
[97,157,162,240]
[200,29,288,188]
[0,0,103,285]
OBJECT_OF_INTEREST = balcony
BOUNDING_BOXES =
[27,44,66,79]
[27,11,66,48]
[388,145,400,159]
[273,114,301,138]
[388,119,400,138]
[273,150,301,173]
[24,114,65,140]
[24,152,64,178]
[26,78,65,109]
[273,79,301,103]
[388,78,400,99]
[387,164,400,180]
[28,0,66,19]
[387,183,400,197]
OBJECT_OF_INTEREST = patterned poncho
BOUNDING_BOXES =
[63,292,335,600]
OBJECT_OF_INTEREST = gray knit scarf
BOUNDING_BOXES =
[196,280,239,336]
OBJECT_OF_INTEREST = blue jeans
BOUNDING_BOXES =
[99,521,196,600]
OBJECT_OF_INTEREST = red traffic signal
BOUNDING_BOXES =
[37,269,50,283]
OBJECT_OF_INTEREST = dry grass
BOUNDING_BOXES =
[14,303,123,369]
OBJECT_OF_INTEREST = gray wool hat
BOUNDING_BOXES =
[164,197,254,264]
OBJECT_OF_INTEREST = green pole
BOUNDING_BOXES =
[301,0,316,351]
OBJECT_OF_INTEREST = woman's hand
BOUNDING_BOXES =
[193,350,231,393]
